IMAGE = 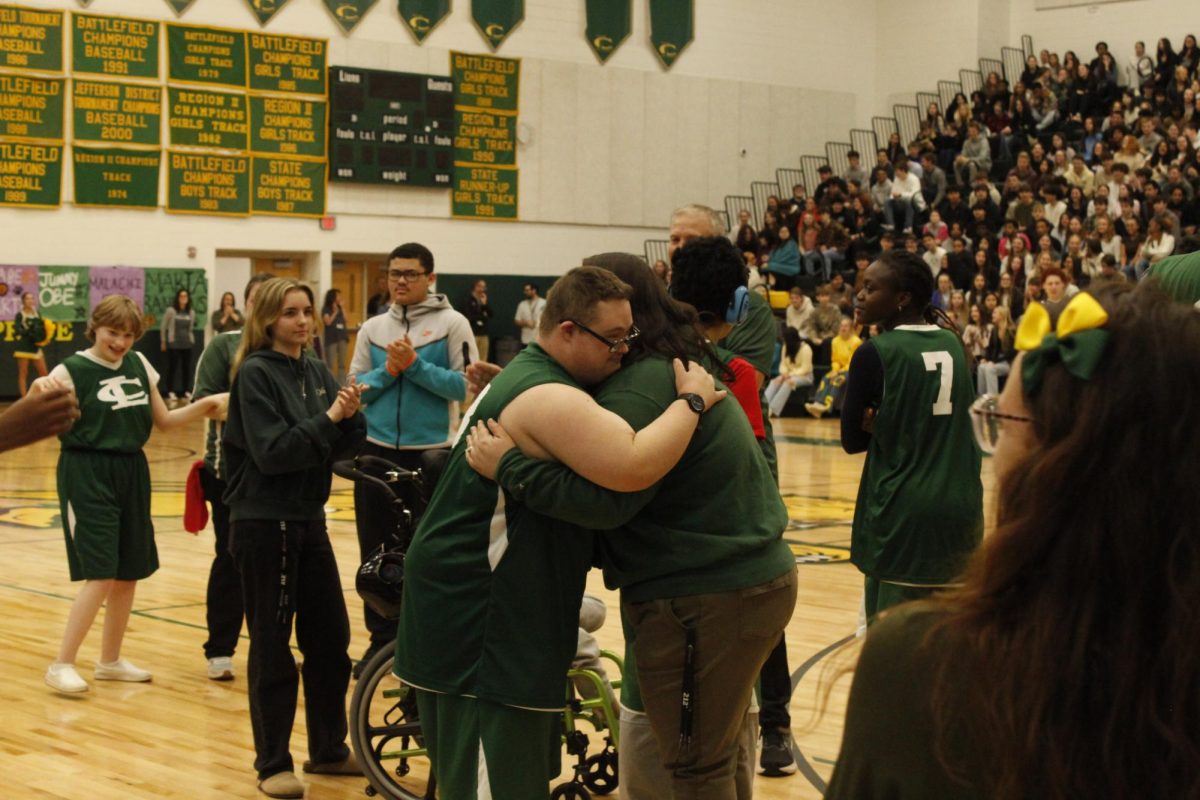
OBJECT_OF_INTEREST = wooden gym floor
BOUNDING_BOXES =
[0,412,996,799]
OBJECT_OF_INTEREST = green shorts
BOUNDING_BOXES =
[414,689,560,799]
[59,449,158,582]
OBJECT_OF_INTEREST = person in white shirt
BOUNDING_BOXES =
[884,161,923,234]
[514,283,547,345]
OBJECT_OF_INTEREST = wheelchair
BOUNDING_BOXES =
[334,454,624,800]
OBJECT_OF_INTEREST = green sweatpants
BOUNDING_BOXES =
[415,689,561,799]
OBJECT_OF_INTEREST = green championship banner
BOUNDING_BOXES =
[71,12,159,79]
[248,32,326,95]
[251,154,323,217]
[165,0,199,16]
[451,163,516,220]
[249,94,324,157]
[472,0,522,51]
[39,265,89,322]
[167,23,247,88]
[0,140,61,207]
[167,86,248,149]
[73,80,161,145]
[0,5,63,72]
[451,51,518,113]
[244,0,291,27]
[72,145,160,208]
[451,51,518,220]
[585,0,630,64]
[166,149,250,215]
[0,72,64,140]
[648,0,692,69]
[398,0,448,43]
[453,107,514,166]
[323,0,376,35]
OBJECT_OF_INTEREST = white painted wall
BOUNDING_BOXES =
[1010,0,1189,76]
[3,0,877,305]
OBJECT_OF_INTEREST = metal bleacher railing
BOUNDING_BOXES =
[646,36,1038,264]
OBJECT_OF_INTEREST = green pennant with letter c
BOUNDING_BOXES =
[585,0,630,64]
[649,0,693,69]
[323,0,378,34]
[472,0,523,51]
[244,0,292,26]
[397,0,449,43]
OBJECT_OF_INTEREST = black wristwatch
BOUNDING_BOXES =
[677,393,706,415]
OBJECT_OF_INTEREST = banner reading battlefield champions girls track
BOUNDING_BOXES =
[167,23,247,87]
[648,0,692,69]
[397,0,448,43]
[450,51,517,221]
[471,0,522,52]
[0,5,63,72]
[585,0,630,64]
[248,31,326,95]
[0,73,64,140]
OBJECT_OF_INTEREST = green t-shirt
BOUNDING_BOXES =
[58,350,154,452]
[394,344,596,711]
[495,354,793,603]
[192,330,241,478]
[851,325,983,583]
[825,606,983,799]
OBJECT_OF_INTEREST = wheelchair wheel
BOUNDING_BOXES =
[581,748,618,795]
[550,783,591,799]
[349,644,436,800]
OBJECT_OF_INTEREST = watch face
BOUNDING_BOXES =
[684,393,705,413]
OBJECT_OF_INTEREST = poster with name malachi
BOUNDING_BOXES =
[89,266,144,310]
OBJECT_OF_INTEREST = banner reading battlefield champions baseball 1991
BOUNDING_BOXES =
[585,0,630,64]
[471,0,522,52]
[397,0,448,43]
[648,0,692,69]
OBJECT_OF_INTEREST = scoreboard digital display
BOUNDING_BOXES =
[328,66,453,187]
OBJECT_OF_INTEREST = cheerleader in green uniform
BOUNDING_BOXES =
[13,292,50,396]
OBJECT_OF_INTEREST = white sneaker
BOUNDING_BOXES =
[207,656,234,681]
[804,402,826,419]
[46,662,89,693]
[94,658,152,682]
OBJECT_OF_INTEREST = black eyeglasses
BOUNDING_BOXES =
[388,269,428,282]
[970,394,1034,454]
[567,320,640,353]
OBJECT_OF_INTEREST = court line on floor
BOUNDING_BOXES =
[790,632,856,796]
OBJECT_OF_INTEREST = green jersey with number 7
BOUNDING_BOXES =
[851,325,983,584]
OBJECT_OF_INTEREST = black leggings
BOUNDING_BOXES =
[164,347,194,396]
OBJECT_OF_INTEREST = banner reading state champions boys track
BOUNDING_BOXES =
[450,51,518,221]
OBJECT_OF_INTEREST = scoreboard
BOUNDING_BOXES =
[328,66,454,187]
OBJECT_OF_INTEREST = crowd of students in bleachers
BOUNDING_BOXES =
[731,36,1200,411]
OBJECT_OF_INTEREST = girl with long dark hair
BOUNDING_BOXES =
[160,287,196,403]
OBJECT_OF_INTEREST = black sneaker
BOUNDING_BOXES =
[351,641,387,679]
[760,729,796,776]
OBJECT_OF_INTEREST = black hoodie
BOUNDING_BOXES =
[222,348,365,522]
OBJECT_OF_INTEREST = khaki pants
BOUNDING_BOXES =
[619,705,758,800]
[474,334,489,363]
[623,569,797,799]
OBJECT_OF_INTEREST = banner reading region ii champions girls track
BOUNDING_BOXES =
[450,51,517,221]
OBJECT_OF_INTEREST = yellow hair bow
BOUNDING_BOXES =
[1015,292,1110,396]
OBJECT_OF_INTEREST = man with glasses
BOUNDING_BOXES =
[349,242,477,673]
[394,266,723,798]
